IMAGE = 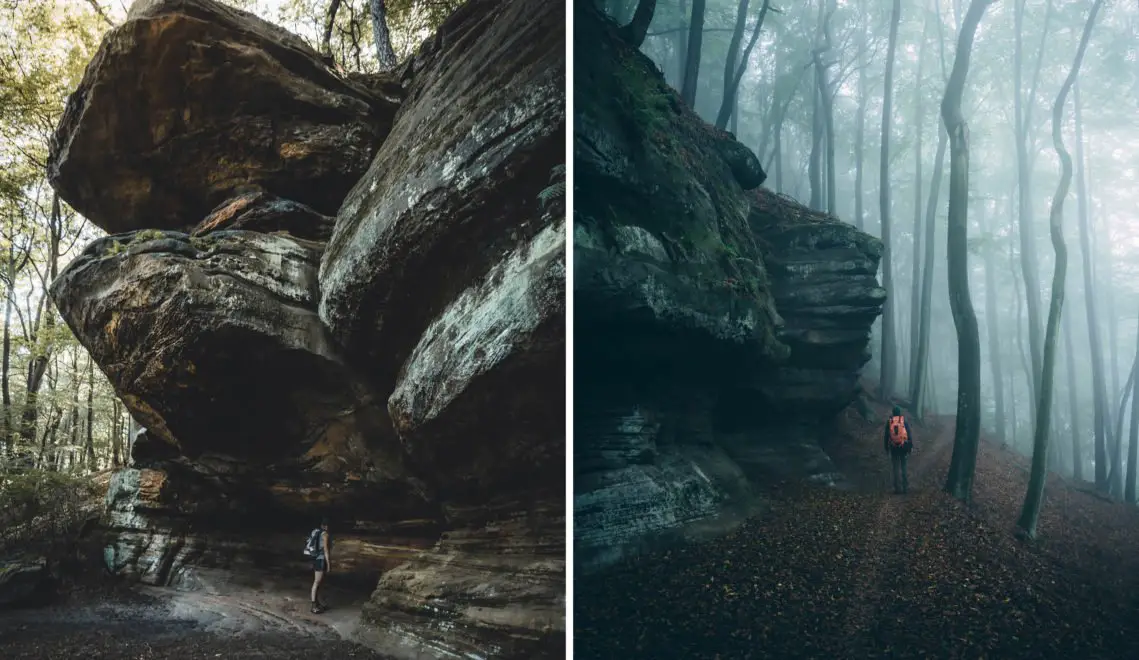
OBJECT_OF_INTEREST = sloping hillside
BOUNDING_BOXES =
[576,395,1139,659]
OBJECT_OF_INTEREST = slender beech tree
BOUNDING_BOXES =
[680,0,706,107]
[980,204,1006,442]
[852,0,868,231]
[369,0,398,71]
[321,0,343,59]
[620,0,658,48]
[1071,79,1110,492]
[941,0,993,503]
[1128,312,1139,502]
[715,0,770,130]
[907,16,929,399]
[1012,0,1046,405]
[1062,299,1083,481]
[1018,0,1103,539]
[911,0,952,417]
[878,0,901,399]
[814,3,837,215]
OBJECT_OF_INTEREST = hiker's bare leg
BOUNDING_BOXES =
[311,570,323,605]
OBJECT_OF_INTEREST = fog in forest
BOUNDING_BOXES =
[599,0,1138,504]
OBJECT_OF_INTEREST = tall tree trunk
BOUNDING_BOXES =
[811,1,836,215]
[1127,311,1139,502]
[981,206,1006,442]
[1,247,13,449]
[620,0,658,48]
[1072,81,1109,491]
[717,0,749,127]
[680,0,706,108]
[1012,0,1044,407]
[941,0,993,503]
[910,127,948,418]
[877,0,901,399]
[85,354,95,470]
[853,3,867,231]
[717,0,771,130]
[908,17,928,399]
[1018,0,1102,538]
[111,399,122,468]
[369,0,397,71]
[321,0,343,59]
[808,87,824,210]
[1063,298,1083,481]
[20,194,61,447]
[673,0,688,88]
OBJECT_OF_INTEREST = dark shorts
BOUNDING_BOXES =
[312,556,327,573]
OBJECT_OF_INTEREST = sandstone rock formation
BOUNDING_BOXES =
[48,0,399,234]
[573,3,884,573]
[47,0,564,657]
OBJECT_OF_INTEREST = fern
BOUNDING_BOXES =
[538,164,566,210]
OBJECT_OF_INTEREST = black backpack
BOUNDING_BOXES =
[303,528,322,557]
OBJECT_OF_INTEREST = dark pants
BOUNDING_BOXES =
[891,451,909,493]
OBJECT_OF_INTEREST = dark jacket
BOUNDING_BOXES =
[884,416,914,454]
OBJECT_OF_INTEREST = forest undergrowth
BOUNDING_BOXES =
[576,395,1139,659]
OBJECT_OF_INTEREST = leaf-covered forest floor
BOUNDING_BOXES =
[576,396,1139,659]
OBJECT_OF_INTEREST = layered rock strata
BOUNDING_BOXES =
[48,0,565,657]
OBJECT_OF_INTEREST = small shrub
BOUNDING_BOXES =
[0,469,101,554]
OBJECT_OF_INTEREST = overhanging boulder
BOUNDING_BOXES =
[48,0,399,234]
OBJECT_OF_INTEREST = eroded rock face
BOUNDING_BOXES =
[48,0,565,656]
[192,192,336,242]
[573,4,883,574]
[51,230,389,464]
[319,0,566,397]
[48,0,398,234]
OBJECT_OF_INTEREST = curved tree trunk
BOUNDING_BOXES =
[941,0,993,503]
[1127,312,1139,502]
[1018,0,1103,538]
[878,0,901,399]
[619,0,658,48]
[369,0,398,71]
[716,0,770,130]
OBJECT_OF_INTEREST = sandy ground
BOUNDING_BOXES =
[0,576,392,659]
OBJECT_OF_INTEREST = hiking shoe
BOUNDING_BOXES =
[311,604,325,614]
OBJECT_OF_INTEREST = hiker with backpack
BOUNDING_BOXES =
[303,518,332,614]
[884,405,914,494]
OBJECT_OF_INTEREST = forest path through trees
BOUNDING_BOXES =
[837,418,955,654]
[578,400,1139,658]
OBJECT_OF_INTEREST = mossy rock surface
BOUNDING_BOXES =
[574,3,782,366]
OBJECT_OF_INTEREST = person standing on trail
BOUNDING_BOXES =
[304,518,332,614]
[883,405,914,494]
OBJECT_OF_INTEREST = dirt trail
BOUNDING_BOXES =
[0,576,390,659]
[838,422,955,648]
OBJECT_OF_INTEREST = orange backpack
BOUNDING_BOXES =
[888,415,909,448]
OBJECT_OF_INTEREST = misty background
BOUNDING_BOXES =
[597,0,1139,497]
